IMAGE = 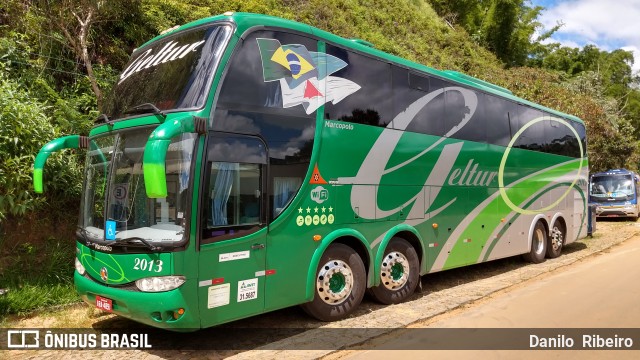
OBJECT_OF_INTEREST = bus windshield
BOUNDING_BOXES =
[101,23,232,119]
[80,127,197,247]
[590,174,635,200]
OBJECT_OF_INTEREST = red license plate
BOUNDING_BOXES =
[96,295,113,312]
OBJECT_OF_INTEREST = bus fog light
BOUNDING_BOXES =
[75,257,86,275]
[136,276,186,292]
[173,308,185,319]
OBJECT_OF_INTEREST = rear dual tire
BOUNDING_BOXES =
[303,238,421,321]
[523,221,547,263]
[546,222,566,259]
[369,238,420,305]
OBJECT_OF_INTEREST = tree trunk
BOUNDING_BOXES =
[75,9,102,109]
[55,5,103,109]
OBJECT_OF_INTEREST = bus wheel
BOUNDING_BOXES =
[523,221,547,263]
[302,243,366,322]
[369,238,419,305]
[546,221,565,259]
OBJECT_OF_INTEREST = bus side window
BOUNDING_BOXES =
[514,105,546,152]
[392,67,433,132]
[394,72,446,136]
[324,44,393,128]
[546,113,578,157]
[484,95,514,147]
[201,134,267,244]
[572,122,587,157]
[447,89,486,143]
[206,162,261,227]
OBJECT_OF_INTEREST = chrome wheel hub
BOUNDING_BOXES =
[316,259,353,305]
[380,251,410,290]
[551,226,564,251]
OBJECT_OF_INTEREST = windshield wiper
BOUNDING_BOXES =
[95,113,112,125]
[123,103,167,119]
[77,226,102,242]
[77,226,90,242]
[111,236,162,251]
[78,228,160,251]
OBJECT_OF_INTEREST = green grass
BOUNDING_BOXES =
[0,239,79,318]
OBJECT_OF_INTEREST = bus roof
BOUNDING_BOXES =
[138,12,584,125]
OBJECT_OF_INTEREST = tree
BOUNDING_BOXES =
[428,0,559,67]
[38,0,107,107]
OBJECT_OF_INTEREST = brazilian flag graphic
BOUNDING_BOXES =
[256,38,360,115]
[257,38,318,88]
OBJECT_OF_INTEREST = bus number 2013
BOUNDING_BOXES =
[133,258,163,272]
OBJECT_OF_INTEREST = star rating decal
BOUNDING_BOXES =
[295,203,334,227]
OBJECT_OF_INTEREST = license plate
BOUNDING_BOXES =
[96,295,113,312]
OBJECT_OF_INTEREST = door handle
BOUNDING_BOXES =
[251,243,265,250]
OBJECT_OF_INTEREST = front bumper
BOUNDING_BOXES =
[594,205,638,218]
[75,271,200,330]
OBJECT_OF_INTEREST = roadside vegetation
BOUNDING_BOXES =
[1,0,639,317]
[0,239,76,317]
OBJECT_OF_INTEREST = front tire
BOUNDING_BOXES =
[301,243,366,322]
[369,238,420,305]
[523,221,547,263]
[546,221,565,258]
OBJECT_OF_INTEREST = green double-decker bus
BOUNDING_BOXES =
[33,12,588,330]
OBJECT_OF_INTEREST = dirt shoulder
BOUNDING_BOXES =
[1,220,637,359]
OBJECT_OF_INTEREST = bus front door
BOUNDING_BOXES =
[197,134,268,327]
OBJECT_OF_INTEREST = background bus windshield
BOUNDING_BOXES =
[590,175,635,200]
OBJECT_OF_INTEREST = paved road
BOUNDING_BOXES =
[338,234,640,359]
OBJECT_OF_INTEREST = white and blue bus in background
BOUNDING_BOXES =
[589,169,640,220]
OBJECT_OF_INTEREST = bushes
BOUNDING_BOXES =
[0,238,77,316]
[0,76,57,219]
[0,77,82,317]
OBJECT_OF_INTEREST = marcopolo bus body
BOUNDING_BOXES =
[589,169,640,220]
[34,12,589,330]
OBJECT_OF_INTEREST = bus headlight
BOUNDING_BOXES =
[135,276,186,292]
[75,257,86,275]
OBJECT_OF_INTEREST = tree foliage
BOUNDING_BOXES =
[428,0,560,67]
[539,44,640,138]
[0,74,83,219]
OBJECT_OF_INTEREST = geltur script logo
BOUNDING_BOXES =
[118,39,206,84]
[338,87,478,220]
